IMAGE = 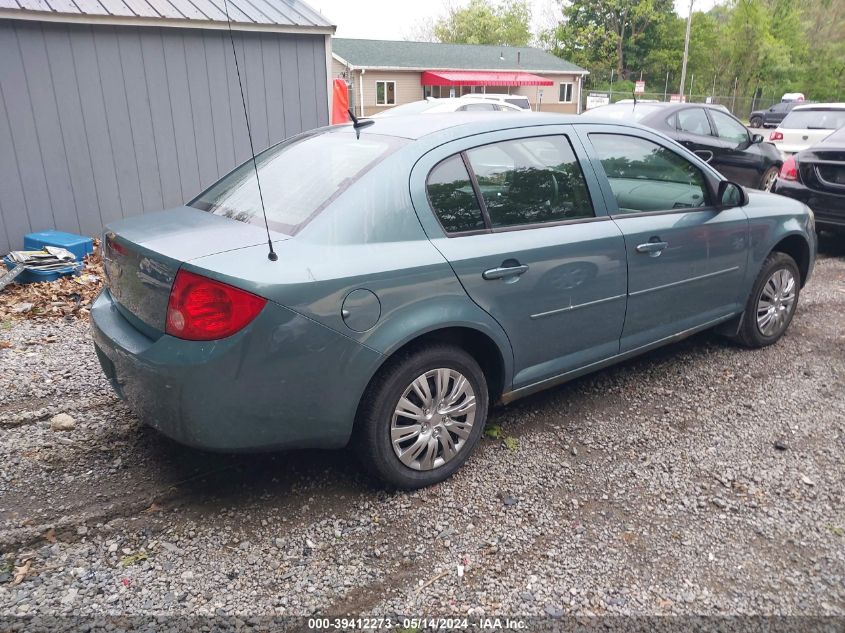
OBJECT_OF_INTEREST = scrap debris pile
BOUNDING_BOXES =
[0,239,104,320]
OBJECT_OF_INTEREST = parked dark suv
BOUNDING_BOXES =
[586,103,783,191]
[749,102,800,129]
[772,126,845,231]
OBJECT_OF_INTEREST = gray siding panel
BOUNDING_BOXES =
[43,25,103,235]
[0,19,329,252]
[0,84,29,248]
[69,25,123,225]
[14,22,70,233]
[93,26,145,220]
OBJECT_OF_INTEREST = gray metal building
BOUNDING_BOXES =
[0,0,334,254]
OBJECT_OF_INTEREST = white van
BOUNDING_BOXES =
[781,92,805,102]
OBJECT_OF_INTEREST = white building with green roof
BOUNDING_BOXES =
[331,38,588,116]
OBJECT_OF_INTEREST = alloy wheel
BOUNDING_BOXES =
[390,368,477,471]
[756,268,796,337]
[763,169,778,192]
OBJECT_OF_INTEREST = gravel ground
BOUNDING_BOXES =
[0,236,843,622]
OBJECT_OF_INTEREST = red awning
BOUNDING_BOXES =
[421,70,553,87]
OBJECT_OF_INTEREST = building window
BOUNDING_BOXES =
[376,81,396,105]
[559,82,574,103]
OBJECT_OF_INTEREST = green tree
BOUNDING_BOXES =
[433,0,532,47]
[542,0,676,81]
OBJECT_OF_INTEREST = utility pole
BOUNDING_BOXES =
[679,0,694,96]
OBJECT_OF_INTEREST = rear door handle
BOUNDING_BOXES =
[482,264,529,280]
[636,241,669,256]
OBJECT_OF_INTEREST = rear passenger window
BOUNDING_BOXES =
[426,155,485,234]
[458,103,496,111]
[465,136,594,228]
[589,133,710,213]
[677,108,711,135]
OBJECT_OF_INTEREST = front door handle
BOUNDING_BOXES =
[636,241,669,256]
[483,264,529,280]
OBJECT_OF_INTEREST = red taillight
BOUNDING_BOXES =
[165,269,266,340]
[770,131,784,141]
[779,155,799,181]
[105,233,127,257]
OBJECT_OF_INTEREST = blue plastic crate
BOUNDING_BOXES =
[24,230,93,262]
[3,256,82,284]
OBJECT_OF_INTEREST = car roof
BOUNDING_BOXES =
[428,97,513,105]
[336,112,578,140]
[793,103,845,110]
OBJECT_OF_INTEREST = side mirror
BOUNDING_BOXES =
[718,180,749,207]
[751,133,764,144]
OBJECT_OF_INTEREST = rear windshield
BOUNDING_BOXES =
[505,98,530,109]
[190,131,406,234]
[587,104,663,122]
[781,108,845,130]
[822,126,845,144]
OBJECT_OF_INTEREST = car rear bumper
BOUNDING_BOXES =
[90,289,382,451]
[771,178,845,228]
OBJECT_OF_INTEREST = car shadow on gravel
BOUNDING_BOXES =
[129,425,383,520]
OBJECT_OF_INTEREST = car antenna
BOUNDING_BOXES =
[347,108,375,139]
[222,0,277,262]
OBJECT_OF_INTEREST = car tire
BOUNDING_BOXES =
[749,116,763,128]
[354,344,489,489]
[759,166,779,191]
[734,252,800,348]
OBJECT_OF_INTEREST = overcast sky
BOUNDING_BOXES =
[311,0,722,41]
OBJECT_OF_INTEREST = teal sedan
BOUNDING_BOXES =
[91,113,816,489]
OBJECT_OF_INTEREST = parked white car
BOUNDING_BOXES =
[373,97,525,117]
[460,93,531,110]
[770,103,845,154]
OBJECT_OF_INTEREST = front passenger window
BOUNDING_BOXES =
[710,110,750,144]
[589,133,711,213]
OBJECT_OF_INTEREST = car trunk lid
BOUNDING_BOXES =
[103,206,286,336]
[798,148,845,194]
[776,128,831,154]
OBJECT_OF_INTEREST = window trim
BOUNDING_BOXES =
[425,134,597,237]
[558,82,574,103]
[375,80,396,105]
[423,154,488,236]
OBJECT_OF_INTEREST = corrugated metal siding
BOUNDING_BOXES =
[1,0,333,28]
[0,19,328,252]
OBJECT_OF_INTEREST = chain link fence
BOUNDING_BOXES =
[581,89,786,122]
[579,74,806,122]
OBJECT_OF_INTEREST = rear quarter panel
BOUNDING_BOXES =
[186,150,516,393]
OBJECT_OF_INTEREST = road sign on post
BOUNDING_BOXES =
[634,80,646,94]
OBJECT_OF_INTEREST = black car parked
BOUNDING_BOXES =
[586,103,783,191]
[749,101,800,129]
[772,126,845,232]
